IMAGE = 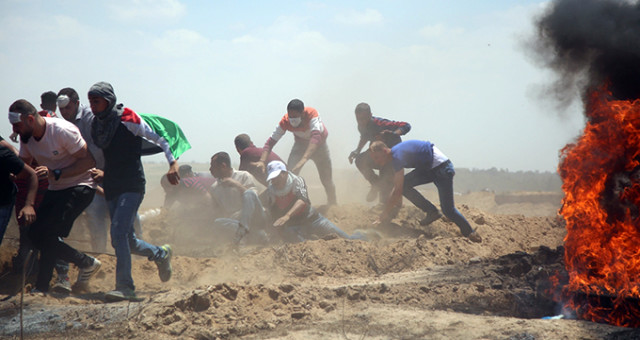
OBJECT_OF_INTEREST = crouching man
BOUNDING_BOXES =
[209,151,268,245]
[265,161,368,243]
[369,140,481,243]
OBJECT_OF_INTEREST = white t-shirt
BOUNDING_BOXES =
[209,169,257,216]
[19,117,95,191]
[431,145,449,168]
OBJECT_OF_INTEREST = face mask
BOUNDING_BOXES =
[269,172,294,197]
[289,117,302,127]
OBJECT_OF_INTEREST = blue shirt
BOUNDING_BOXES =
[391,140,434,172]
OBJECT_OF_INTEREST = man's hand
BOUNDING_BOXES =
[291,158,308,174]
[348,151,359,164]
[167,161,180,185]
[255,161,266,175]
[18,205,36,225]
[249,161,265,173]
[219,177,242,189]
[34,166,49,180]
[373,211,391,226]
[9,132,18,143]
[95,185,105,196]
[89,168,104,183]
[273,215,290,228]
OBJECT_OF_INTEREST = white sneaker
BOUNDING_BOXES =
[74,257,101,289]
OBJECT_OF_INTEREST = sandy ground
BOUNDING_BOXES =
[0,170,636,339]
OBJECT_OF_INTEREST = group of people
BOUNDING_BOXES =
[1,84,176,301]
[163,99,482,246]
[0,88,481,302]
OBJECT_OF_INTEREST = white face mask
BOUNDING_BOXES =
[289,117,302,127]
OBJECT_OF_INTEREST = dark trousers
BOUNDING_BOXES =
[28,186,95,291]
[288,141,337,205]
[402,161,473,236]
[355,150,394,203]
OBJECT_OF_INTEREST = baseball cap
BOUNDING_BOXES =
[266,161,287,182]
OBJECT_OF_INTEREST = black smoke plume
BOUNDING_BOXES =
[532,0,640,107]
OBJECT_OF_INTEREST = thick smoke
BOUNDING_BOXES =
[532,0,640,107]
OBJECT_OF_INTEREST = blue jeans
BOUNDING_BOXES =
[214,190,268,239]
[280,212,366,243]
[0,199,15,246]
[108,192,165,291]
[402,161,474,236]
[85,194,109,253]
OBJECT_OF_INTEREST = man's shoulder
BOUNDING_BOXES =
[304,107,319,118]
[392,140,431,158]
[233,169,253,178]
[241,146,263,157]
[372,116,390,123]
[78,105,94,119]
[120,108,141,124]
[46,116,78,131]
[0,144,19,160]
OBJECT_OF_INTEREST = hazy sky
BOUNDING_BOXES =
[0,0,585,172]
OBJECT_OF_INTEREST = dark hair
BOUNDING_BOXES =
[9,99,37,116]
[355,102,371,115]
[57,87,80,103]
[178,164,193,177]
[287,99,304,112]
[234,133,253,151]
[370,141,387,153]
[40,91,57,108]
[211,151,231,166]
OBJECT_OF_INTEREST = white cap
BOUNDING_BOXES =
[266,161,287,182]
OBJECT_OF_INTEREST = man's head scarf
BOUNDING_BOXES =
[89,81,124,148]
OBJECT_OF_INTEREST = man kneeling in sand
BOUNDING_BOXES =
[209,151,269,245]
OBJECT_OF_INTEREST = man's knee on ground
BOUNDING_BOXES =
[242,189,259,200]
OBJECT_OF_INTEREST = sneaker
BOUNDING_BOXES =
[353,229,382,242]
[51,276,72,295]
[155,244,173,282]
[233,225,248,245]
[366,186,379,202]
[467,231,482,243]
[30,288,46,296]
[105,289,144,302]
[420,212,443,226]
[73,257,101,290]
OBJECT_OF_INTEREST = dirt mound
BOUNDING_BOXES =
[0,196,631,339]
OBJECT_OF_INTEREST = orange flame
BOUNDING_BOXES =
[559,84,640,326]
